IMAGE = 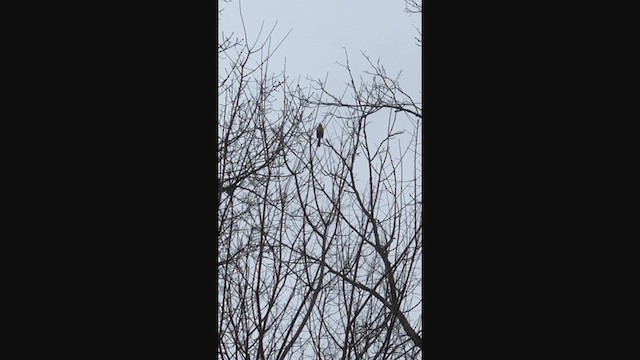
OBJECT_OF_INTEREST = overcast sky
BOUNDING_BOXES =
[219,0,421,100]
[218,0,422,214]
[218,1,422,350]
[220,0,422,192]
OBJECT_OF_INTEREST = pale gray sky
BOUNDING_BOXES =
[218,0,422,237]
[219,0,421,99]
[219,3,422,353]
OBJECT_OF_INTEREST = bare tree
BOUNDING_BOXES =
[218,1,422,359]
[286,49,423,358]
[218,4,325,358]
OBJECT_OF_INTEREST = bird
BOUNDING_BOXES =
[316,124,324,147]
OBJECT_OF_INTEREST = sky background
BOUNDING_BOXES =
[218,0,422,220]
[219,2,422,350]
[219,0,421,101]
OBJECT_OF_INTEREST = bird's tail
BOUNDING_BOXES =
[317,138,321,147]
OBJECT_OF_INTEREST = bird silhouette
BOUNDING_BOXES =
[316,124,324,147]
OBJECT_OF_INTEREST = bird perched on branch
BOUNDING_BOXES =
[316,124,324,147]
